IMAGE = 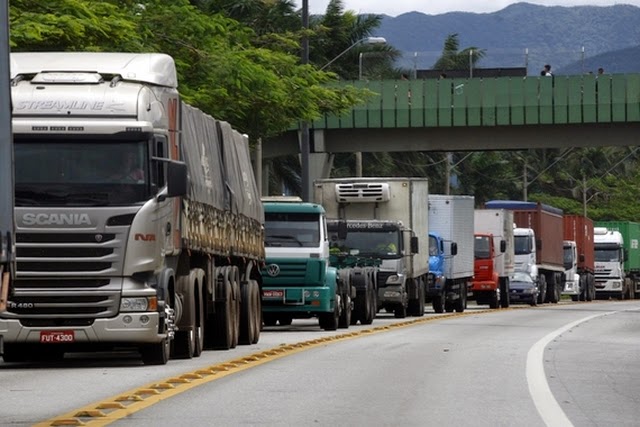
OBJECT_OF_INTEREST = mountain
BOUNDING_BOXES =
[374,2,640,75]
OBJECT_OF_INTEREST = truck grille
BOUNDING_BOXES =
[10,230,125,318]
[262,259,324,287]
[377,271,395,287]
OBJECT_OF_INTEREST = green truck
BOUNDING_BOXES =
[261,199,353,330]
[594,221,640,299]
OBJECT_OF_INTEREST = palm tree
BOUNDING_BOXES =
[433,33,486,73]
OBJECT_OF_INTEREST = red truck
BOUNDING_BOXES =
[562,215,595,301]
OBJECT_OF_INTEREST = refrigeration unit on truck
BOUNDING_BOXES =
[3,52,264,364]
[314,178,428,318]
[562,215,595,301]
[260,199,353,330]
[593,221,640,299]
[427,195,474,313]
[472,209,515,309]
[484,201,565,304]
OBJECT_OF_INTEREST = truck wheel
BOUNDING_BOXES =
[263,313,277,327]
[319,298,339,331]
[445,301,454,313]
[141,337,170,365]
[548,273,560,303]
[586,276,595,302]
[362,286,376,325]
[489,289,500,309]
[172,328,194,359]
[455,283,466,313]
[432,294,445,314]
[338,294,351,328]
[394,303,407,319]
[239,282,257,345]
[500,278,510,308]
[537,275,547,304]
[249,280,261,344]
[212,268,234,350]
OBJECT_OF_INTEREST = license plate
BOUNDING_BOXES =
[40,330,74,344]
[263,290,284,298]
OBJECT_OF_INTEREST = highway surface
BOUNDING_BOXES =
[2,300,640,427]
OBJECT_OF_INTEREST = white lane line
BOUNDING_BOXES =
[526,311,615,427]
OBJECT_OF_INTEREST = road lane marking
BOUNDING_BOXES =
[526,310,616,427]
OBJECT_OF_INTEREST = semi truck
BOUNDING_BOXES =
[593,221,640,299]
[472,209,515,309]
[260,198,352,330]
[427,195,474,313]
[562,215,595,301]
[3,52,264,364]
[314,178,428,318]
[485,201,565,304]
[326,220,379,325]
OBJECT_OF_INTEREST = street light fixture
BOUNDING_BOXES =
[320,36,387,71]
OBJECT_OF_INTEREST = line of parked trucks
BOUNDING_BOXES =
[3,51,637,366]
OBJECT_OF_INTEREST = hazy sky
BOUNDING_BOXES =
[298,1,640,16]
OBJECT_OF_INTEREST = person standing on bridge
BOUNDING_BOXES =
[540,64,552,77]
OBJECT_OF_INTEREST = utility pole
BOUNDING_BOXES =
[0,1,13,351]
[300,0,311,201]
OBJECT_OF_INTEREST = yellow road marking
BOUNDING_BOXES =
[34,304,566,426]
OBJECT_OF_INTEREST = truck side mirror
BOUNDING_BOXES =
[167,161,187,198]
[337,220,348,240]
[450,242,458,256]
[500,240,506,253]
[536,239,542,251]
[411,236,419,254]
[623,249,628,262]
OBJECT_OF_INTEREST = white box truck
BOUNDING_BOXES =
[427,195,475,313]
[314,178,428,318]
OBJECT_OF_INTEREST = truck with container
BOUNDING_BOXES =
[260,198,353,330]
[3,52,264,364]
[472,209,515,309]
[593,221,640,299]
[427,195,474,313]
[484,201,565,304]
[562,215,595,301]
[314,178,428,318]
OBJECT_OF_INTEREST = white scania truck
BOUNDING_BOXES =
[3,52,264,364]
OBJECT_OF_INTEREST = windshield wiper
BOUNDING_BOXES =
[266,234,303,247]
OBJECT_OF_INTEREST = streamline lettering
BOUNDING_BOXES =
[22,213,92,226]
[15,100,105,111]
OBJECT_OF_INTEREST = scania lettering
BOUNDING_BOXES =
[21,213,92,226]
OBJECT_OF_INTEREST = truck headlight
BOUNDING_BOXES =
[386,273,405,285]
[120,297,157,312]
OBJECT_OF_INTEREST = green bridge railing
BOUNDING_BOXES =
[311,74,640,129]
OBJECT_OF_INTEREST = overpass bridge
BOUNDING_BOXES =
[263,74,640,192]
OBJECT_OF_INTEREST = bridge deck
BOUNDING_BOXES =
[313,74,640,129]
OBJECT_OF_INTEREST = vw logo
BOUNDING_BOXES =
[267,264,280,277]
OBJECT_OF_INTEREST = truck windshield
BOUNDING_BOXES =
[474,236,491,259]
[15,140,150,206]
[563,246,574,269]
[514,235,532,255]
[329,230,401,259]
[265,212,320,248]
[594,246,620,262]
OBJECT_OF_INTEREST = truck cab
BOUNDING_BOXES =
[563,240,580,299]
[513,227,545,303]
[261,199,349,330]
[472,233,506,308]
[427,231,462,312]
[593,227,627,299]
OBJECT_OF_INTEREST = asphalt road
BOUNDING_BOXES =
[2,301,640,427]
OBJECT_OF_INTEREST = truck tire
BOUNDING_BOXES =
[192,279,205,357]
[172,327,194,359]
[250,280,261,344]
[319,297,340,330]
[338,294,352,328]
[537,275,547,305]
[455,282,466,313]
[211,267,235,350]
[141,337,170,365]
[263,313,278,327]
[500,278,510,308]
[394,303,407,318]
[230,268,240,349]
[586,276,595,302]
[239,282,257,345]
[432,294,445,314]
[489,289,500,309]
[362,285,376,325]
[408,280,425,317]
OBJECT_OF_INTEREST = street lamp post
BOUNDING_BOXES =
[300,0,311,201]
[322,36,386,177]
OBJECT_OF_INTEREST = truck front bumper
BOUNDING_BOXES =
[378,285,405,305]
[0,312,162,344]
[562,280,580,296]
[261,287,333,313]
